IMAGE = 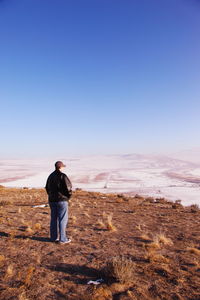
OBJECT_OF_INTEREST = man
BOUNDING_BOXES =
[45,161,72,244]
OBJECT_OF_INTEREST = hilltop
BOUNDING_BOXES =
[0,187,200,300]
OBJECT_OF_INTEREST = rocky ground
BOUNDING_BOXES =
[0,187,200,300]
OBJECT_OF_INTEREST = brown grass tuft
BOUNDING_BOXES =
[145,197,155,203]
[5,264,14,279]
[9,230,17,239]
[145,249,169,263]
[154,233,173,246]
[26,226,34,234]
[84,212,90,218]
[0,254,5,261]
[71,215,77,224]
[0,200,12,206]
[103,256,135,284]
[78,203,83,209]
[33,223,42,230]
[0,255,5,267]
[155,197,166,203]
[134,194,144,200]
[106,214,116,231]
[140,233,151,241]
[187,247,200,256]
[145,233,172,264]
[190,204,199,213]
[84,285,112,300]
[136,224,143,232]
[18,292,29,300]
[97,218,105,228]
[24,266,35,286]
[145,237,160,252]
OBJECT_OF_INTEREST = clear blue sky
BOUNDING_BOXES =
[0,0,200,158]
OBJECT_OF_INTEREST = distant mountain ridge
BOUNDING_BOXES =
[169,148,200,164]
[0,152,200,206]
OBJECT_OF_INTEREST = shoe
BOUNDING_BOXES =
[51,238,59,243]
[59,239,71,244]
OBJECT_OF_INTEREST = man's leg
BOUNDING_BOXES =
[49,202,58,241]
[58,201,68,242]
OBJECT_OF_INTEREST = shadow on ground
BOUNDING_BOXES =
[47,263,101,284]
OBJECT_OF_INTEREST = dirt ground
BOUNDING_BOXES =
[0,187,200,300]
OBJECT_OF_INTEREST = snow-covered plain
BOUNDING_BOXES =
[0,154,200,206]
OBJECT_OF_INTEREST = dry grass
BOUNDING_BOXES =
[102,211,107,218]
[84,285,112,300]
[0,200,12,206]
[5,264,14,279]
[127,290,135,298]
[33,223,42,230]
[0,254,5,267]
[145,197,155,203]
[106,214,116,231]
[18,292,29,300]
[78,203,83,209]
[134,194,144,200]
[97,213,117,231]
[145,250,170,264]
[9,230,17,239]
[145,233,172,264]
[97,218,105,228]
[0,254,5,261]
[140,233,151,241]
[24,266,35,286]
[190,204,199,213]
[83,212,90,218]
[71,215,77,224]
[103,256,135,284]
[150,232,173,247]
[158,233,173,245]
[187,247,200,256]
[136,224,142,231]
[26,226,34,234]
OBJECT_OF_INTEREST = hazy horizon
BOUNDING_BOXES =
[1,147,200,162]
[1,150,200,206]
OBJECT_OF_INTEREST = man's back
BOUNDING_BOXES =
[46,170,72,202]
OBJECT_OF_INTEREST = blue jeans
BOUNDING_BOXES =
[49,201,69,242]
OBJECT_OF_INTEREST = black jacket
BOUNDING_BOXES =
[45,170,72,202]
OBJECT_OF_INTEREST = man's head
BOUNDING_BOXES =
[55,161,66,171]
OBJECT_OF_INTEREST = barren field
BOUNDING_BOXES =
[0,187,200,300]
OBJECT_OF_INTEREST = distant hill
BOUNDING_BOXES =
[0,153,200,205]
[170,148,200,164]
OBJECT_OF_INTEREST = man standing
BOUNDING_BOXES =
[45,161,72,244]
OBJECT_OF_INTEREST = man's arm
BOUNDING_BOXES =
[64,175,72,191]
[63,174,72,198]
[45,177,50,194]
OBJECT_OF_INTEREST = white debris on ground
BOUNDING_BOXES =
[87,279,104,285]
[32,204,49,208]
